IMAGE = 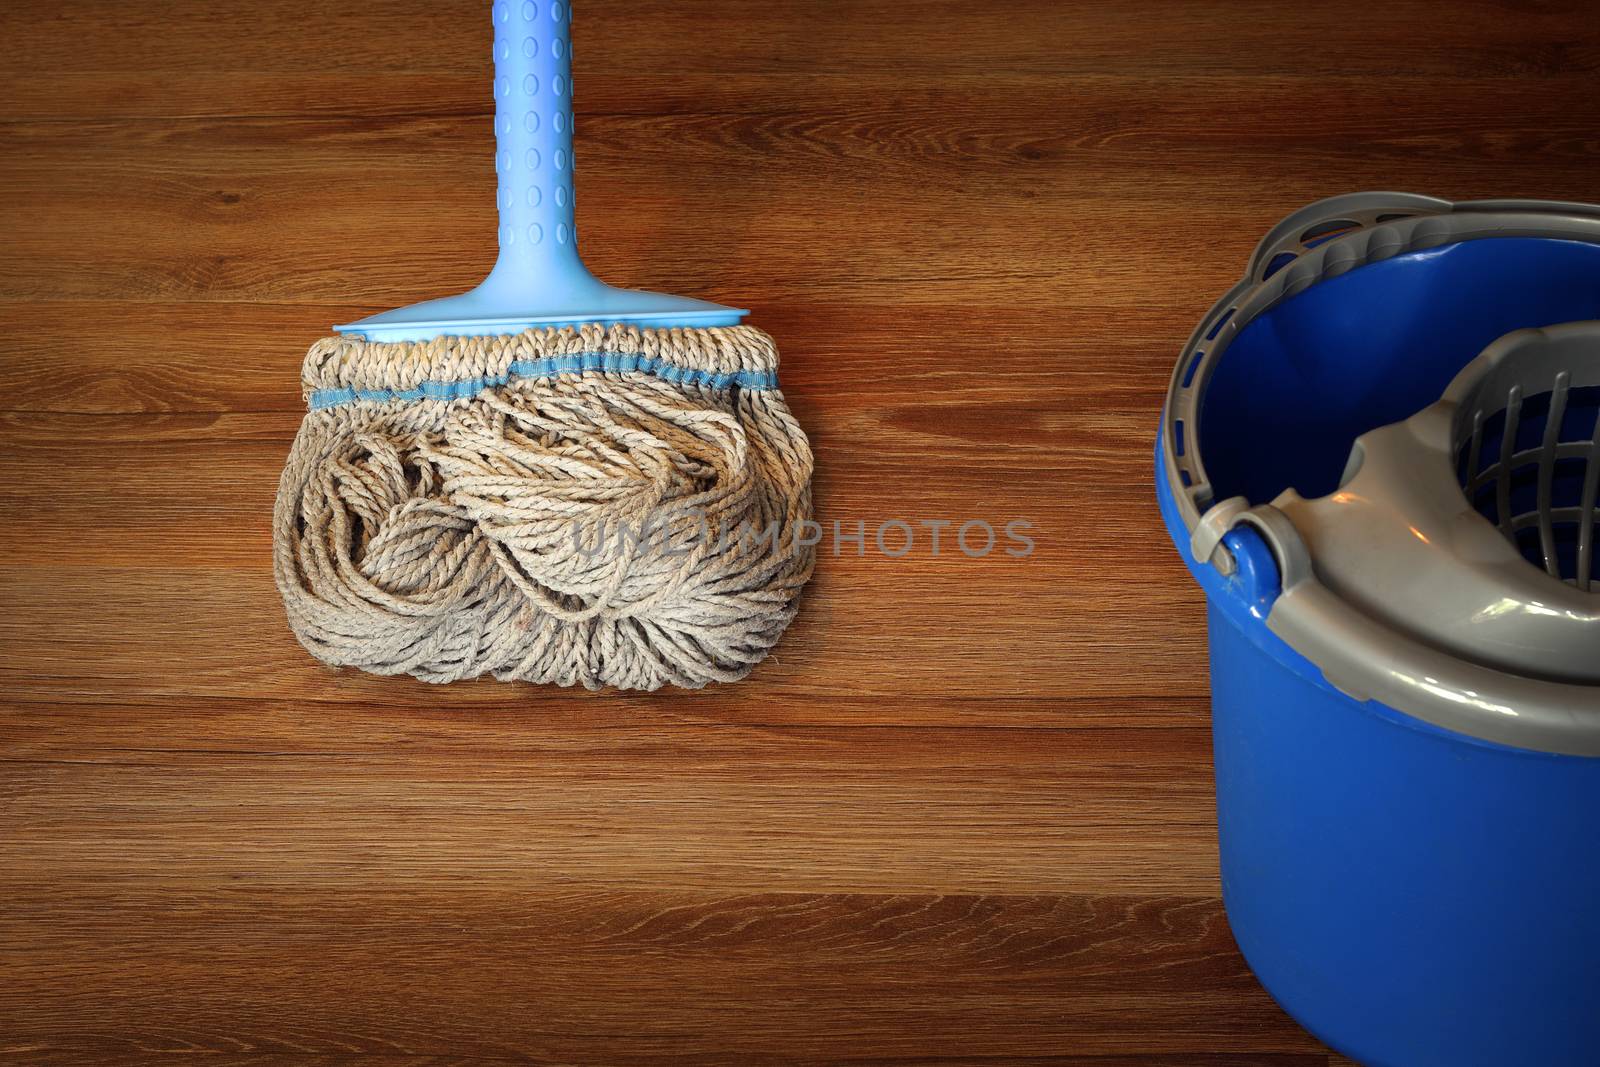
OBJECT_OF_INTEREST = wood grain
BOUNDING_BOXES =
[2,0,1597,1063]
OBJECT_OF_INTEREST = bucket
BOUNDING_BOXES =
[1156,193,1600,1067]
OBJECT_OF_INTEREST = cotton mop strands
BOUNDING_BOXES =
[274,325,813,690]
[272,1,814,691]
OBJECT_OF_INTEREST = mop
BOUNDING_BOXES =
[272,0,814,691]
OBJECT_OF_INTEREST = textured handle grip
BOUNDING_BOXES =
[492,0,578,269]
[335,0,745,338]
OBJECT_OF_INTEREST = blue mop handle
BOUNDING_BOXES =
[490,0,579,277]
[336,0,745,339]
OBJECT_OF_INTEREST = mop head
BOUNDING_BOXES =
[273,323,814,691]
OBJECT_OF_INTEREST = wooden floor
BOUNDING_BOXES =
[3,1,1598,1063]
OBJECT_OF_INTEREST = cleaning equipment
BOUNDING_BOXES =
[273,0,813,690]
[1157,193,1600,1066]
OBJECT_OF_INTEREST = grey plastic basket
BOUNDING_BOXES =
[1455,332,1600,589]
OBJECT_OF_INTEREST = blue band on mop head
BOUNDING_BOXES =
[308,351,779,411]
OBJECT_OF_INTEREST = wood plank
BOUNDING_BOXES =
[0,409,1209,706]
[1,0,1594,82]
[8,73,1599,151]
[1,718,1219,896]
[4,76,1598,305]
[0,304,1193,414]
[0,691,1203,736]
[0,555,1210,708]
[0,884,1324,1062]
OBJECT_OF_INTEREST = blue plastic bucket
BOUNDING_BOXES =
[1157,194,1600,1066]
